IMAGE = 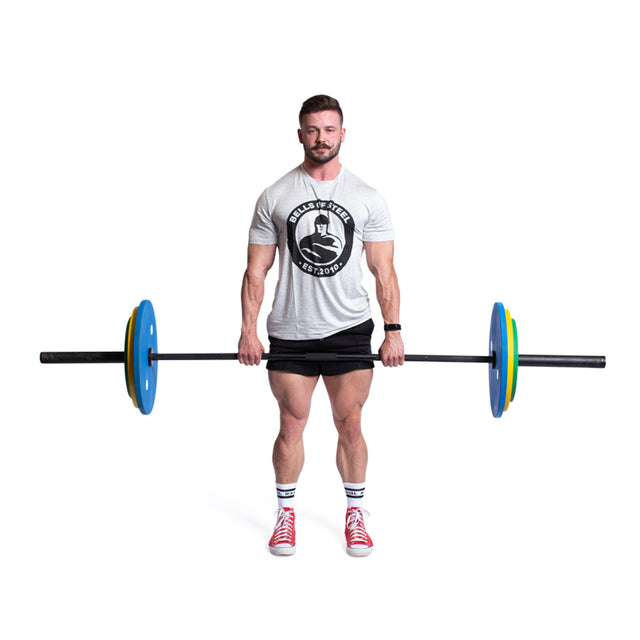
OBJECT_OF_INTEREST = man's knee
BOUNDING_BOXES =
[278,411,308,440]
[335,411,363,443]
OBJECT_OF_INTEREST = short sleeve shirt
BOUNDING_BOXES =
[249,165,394,340]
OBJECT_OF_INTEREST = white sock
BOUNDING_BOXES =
[276,482,297,509]
[343,482,366,509]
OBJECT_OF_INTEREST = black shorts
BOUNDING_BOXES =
[266,319,375,377]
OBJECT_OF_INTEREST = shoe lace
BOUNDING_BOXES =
[346,508,371,545]
[271,508,295,545]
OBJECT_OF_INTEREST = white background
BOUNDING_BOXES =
[1,1,638,638]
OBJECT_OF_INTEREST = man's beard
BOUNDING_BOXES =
[305,141,341,165]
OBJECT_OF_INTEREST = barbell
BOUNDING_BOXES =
[39,300,606,417]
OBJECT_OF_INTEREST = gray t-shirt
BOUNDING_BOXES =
[249,165,395,340]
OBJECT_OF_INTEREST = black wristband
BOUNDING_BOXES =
[384,324,402,331]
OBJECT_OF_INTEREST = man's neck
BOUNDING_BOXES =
[302,157,342,181]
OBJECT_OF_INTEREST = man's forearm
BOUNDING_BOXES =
[375,266,401,325]
[240,269,265,336]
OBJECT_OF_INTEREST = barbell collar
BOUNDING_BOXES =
[39,352,125,364]
[518,354,606,368]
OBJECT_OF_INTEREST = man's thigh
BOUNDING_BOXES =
[322,369,374,422]
[268,370,320,421]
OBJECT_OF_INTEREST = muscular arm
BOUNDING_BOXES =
[364,240,405,367]
[238,243,277,365]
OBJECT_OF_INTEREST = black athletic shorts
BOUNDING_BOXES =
[266,319,375,377]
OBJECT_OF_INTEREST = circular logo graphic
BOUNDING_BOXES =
[287,200,354,278]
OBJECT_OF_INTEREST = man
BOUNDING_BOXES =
[238,95,404,557]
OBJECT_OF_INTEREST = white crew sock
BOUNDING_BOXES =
[276,482,297,509]
[343,482,366,509]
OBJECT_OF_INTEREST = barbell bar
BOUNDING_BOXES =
[39,352,604,367]
[40,300,606,417]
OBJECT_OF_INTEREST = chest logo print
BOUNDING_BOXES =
[287,200,354,278]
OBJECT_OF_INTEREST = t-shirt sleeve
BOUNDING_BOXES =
[362,190,395,242]
[248,190,279,244]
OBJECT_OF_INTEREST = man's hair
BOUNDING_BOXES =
[299,95,343,126]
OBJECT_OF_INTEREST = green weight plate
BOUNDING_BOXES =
[504,308,514,412]
[511,318,519,402]
[127,307,139,408]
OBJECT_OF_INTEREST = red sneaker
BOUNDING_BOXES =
[268,507,296,556]
[345,507,373,557]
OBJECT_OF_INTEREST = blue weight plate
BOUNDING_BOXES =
[488,302,509,418]
[132,299,158,415]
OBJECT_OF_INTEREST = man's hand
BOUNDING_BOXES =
[379,332,404,367]
[238,333,265,366]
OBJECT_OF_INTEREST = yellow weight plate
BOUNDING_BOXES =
[124,317,131,398]
[503,308,514,412]
[127,306,139,408]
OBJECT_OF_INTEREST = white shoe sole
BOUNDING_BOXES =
[346,545,373,557]
[269,544,296,556]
